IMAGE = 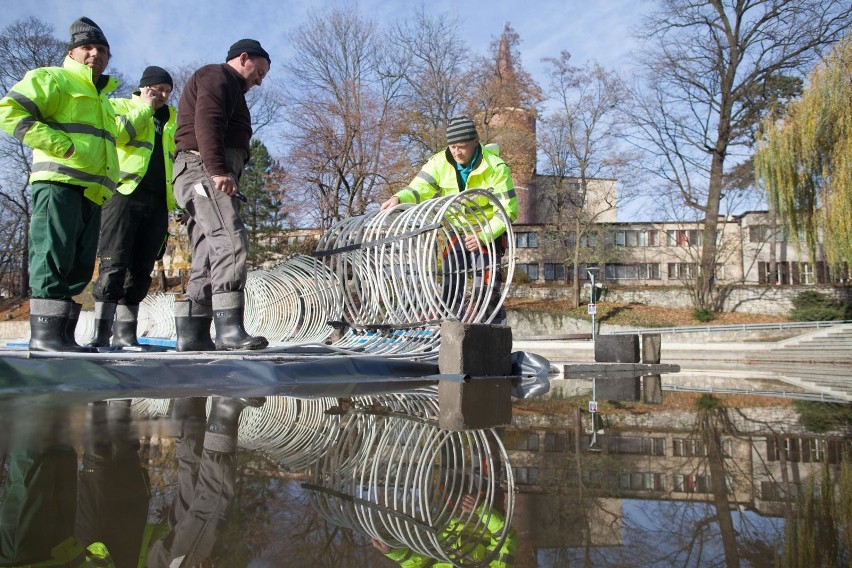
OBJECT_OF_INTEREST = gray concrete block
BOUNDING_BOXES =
[595,335,640,363]
[595,377,641,401]
[438,321,513,430]
[438,377,513,431]
[438,321,512,376]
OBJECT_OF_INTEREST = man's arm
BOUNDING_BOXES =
[0,68,73,158]
[192,67,232,177]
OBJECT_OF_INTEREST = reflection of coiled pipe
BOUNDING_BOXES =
[306,408,514,568]
[135,190,513,355]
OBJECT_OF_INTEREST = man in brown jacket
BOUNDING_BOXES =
[172,39,270,351]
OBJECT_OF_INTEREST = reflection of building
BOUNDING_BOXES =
[504,415,852,508]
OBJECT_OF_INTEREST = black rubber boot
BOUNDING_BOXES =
[29,299,96,353]
[87,301,116,348]
[203,396,266,453]
[168,397,208,438]
[174,300,215,352]
[112,303,142,348]
[212,291,268,351]
[66,302,96,351]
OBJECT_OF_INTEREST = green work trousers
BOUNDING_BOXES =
[28,182,101,299]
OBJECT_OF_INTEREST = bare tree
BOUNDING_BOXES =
[386,7,470,160]
[539,55,642,306]
[280,6,409,229]
[630,0,852,310]
[0,18,67,297]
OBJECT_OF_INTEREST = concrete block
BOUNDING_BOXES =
[438,321,512,376]
[438,321,513,431]
[596,377,641,401]
[595,335,640,363]
[438,377,513,431]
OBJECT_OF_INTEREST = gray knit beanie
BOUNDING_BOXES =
[68,17,109,50]
[447,116,478,145]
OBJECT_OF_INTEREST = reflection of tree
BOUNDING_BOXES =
[776,459,852,567]
[694,395,740,568]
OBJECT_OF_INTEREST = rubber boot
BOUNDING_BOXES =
[167,396,208,438]
[212,291,268,351]
[87,301,116,348]
[203,396,266,453]
[112,303,142,348]
[174,300,215,352]
[66,301,96,351]
[29,298,96,353]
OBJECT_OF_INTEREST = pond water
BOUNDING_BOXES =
[1,363,850,567]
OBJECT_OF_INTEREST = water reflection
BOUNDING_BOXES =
[1,393,850,567]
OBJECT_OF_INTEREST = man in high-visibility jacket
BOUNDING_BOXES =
[87,66,177,350]
[380,116,517,324]
[0,17,156,352]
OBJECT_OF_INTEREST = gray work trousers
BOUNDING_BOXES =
[172,150,249,306]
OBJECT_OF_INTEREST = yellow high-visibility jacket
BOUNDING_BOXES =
[0,56,153,204]
[110,96,178,211]
[394,144,518,244]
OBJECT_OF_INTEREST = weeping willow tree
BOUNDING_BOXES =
[755,36,852,267]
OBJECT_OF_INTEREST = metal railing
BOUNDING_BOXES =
[608,320,852,336]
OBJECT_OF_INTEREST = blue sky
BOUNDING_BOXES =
[6,0,648,92]
[5,1,657,219]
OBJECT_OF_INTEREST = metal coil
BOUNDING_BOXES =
[135,190,513,356]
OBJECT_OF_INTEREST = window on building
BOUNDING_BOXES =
[640,263,661,280]
[517,263,539,281]
[544,263,566,282]
[607,436,665,456]
[673,438,706,457]
[618,472,666,491]
[605,264,639,280]
[666,229,701,247]
[668,263,695,280]
[513,467,539,485]
[517,232,539,248]
[800,262,815,285]
[512,432,539,451]
[639,230,658,247]
[580,234,598,248]
[544,432,568,452]
[673,474,711,494]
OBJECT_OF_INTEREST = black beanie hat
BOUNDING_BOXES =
[68,17,109,50]
[226,39,271,65]
[139,66,173,88]
[446,116,479,145]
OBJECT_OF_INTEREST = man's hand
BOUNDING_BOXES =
[463,233,482,252]
[63,144,75,159]
[212,174,238,196]
[138,86,159,108]
[379,196,400,211]
[371,539,391,554]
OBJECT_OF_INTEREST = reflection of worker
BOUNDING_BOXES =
[88,66,177,349]
[147,396,264,567]
[0,401,156,566]
[371,494,516,567]
[380,117,517,324]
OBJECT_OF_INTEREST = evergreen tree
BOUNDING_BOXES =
[241,139,288,268]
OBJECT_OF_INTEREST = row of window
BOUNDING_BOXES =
[509,433,734,458]
[511,467,722,495]
[515,262,723,282]
[766,437,851,464]
[516,229,710,249]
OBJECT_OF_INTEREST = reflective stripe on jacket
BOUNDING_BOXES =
[110,97,177,211]
[0,56,151,205]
